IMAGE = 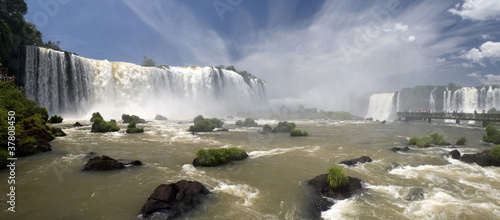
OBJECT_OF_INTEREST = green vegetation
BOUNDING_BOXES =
[408,132,447,147]
[327,166,349,191]
[235,118,258,127]
[91,118,120,132]
[489,145,500,163]
[0,81,52,153]
[290,128,309,137]
[262,124,272,133]
[381,120,386,124]
[47,115,63,123]
[0,149,12,169]
[189,115,224,132]
[49,127,66,137]
[90,112,103,122]
[272,121,296,133]
[126,121,144,133]
[456,137,466,145]
[142,56,156,67]
[194,147,248,167]
[237,105,363,121]
[483,124,500,144]
[122,114,146,123]
[155,114,168,120]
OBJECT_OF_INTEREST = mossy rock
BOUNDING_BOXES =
[290,128,309,137]
[122,114,146,123]
[91,118,120,132]
[193,147,248,167]
[126,121,144,133]
[47,115,63,123]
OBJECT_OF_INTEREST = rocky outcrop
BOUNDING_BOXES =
[73,122,83,127]
[448,150,461,160]
[83,155,142,171]
[459,150,500,166]
[391,147,410,152]
[307,174,363,213]
[140,180,210,219]
[15,140,52,157]
[340,156,372,166]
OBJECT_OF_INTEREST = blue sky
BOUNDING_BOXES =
[24,0,500,111]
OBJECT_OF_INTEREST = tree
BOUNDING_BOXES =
[142,56,156,67]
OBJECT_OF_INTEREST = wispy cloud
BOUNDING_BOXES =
[467,72,500,84]
[449,0,500,20]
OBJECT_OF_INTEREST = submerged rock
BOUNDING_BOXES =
[73,122,83,127]
[307,174,363,214]
[140,180,210,219]
[83,155,143,171]
[391,147,410,152]
[406,188,425,201]
[340,156,372,166]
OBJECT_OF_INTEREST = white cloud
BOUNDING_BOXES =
[467,72,500,84]
[481,34,493,39]
[462,41,500,63]
[407,35,416,42]
[394,23,409,32]
[436,58,446,63]
[449,0,500,20]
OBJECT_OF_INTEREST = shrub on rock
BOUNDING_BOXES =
[90,112,103,122]
[327,166,348,191]
[188,115,224,132]
[155,114,168,120]
[193,147,248,167]
[262,124,272,133]
[126,121,144,133]
[408,132,447,147]
[456,137,466,145]
[272,121,296,133]
[49,127,66,137]
[489,145,500,163]
[47,115,63,123]
[290,128,309,137]
[122,114,146,123]
[91,118,120,132]
[483,124,500,144]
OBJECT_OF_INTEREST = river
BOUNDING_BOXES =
[1,119,499,219]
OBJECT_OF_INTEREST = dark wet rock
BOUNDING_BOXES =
[140,180,210,219]
[155,114,168,120]
[50,127,66,137]
[406,188,424,201]
[307,174,363,214]
[460,150,500,166]
[15,140,52,157]
[73,122,83,127]
[449,150,461,160]
[391,147,410,152]
[117,159,143,166]
[83,155,125,171]
[340,156,372,166]
[385,162,403,171]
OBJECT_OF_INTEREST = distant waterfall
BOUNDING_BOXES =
[22,46,268,119]
[429,87,437,112]
[366,92,396,121]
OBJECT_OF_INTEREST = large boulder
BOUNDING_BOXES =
[307,174,363,214]
[340,156,372,166]
[448,150,461,160]
[83,155,125,171]
[460,150,500,166]
[140,180,210,219]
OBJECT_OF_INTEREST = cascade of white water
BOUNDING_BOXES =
[429,87,437,112]
[396,91,401,112]
[23,46,268,119]
[366,92,395,121]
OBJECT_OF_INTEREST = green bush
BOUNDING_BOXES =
[122,114,146,123]
[381,120,386,124]
[193,115,205,124]
[208,118,223,128]
[90,112,103,122]
[126,121,144,133]
[91,118,120,132]
[489,145,500,163]
[484,124,500,144]
[195,147,248,167]
[408,137,419,145]
[456,137,466,145]
[327,166,348,191]
[235,120,243,127]
[290,128,309,137]
[272,121,296,133]
[416,136,433,148]
[236,118,258,127]
[47,115,63,123]
[430,132,446,145]
[189,119,217,132]
[0,149,12,169]
[262,124,272,133]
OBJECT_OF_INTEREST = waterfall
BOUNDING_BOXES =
[22,46,268,119]
[396,91,401,112]
[429,87,437,112]
[366,92,396,121]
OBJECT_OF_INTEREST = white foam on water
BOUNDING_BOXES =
[212,182,260,207]
[248,146,319,158]
[320,197,360,220]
